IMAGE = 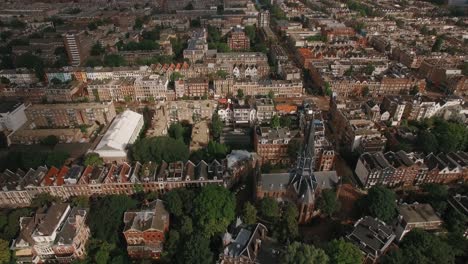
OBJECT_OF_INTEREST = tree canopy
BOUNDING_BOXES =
[84,153,104,167]
[381,229,455,264]
[131,136,189,163]
[0,239,11,264]
[358,186,397,223]
[271,115,280,129]
[178,232,213,264]
[258,197,280,222]
[326,238,363,264]
[241,202,257,225]
[192,185,235,237]
[211,112,224,139]
[317,189,341,216]
[87,195,138,243]
[281,242,329,264]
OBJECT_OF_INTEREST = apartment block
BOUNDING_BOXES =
[228,27,250,51]
[87,78,136,102]
[254,126,301,164]
[355,151,467,188]
[184,78,209,98]
[63,31,92,66]
[25,102,116,128]
[12,203,90,264]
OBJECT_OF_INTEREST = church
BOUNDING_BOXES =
[256,121,340,223]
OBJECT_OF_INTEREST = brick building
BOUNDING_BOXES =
[25,102,116,128]
[228,27,250,51]
[256,121,340,223]
[184,78,209,98]
[355,151,467,188]
[123,200,169,259]
[254,127,301,164]
[12,203,90,263]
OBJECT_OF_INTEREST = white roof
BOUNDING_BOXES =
[94,110,143,158]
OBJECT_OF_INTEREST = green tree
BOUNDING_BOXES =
[178,232,213,264]
[287,139,302,160]
[179,215,193,236]
[216,70,228,78]
[1,208,31,240]
[417,130,438,154]
[211,112,224,139]
[31,193,59,209]
[432,120,467,153]
[258,197,280,222]
[237,89,244,99]
[45,151,69,168]
[241,202,257,225]
[94,241,115,264]
[70,195,89,208]
[271,115,280,129]
[88,195,138,243]
[280,116,292,127]
[360,186,397,223]
[276,202,299,243]
[161,230,180,262]
[317,189,341,216]
[326,238,363,264]
[281,242,329,264]
[0,77,10,84]
[131,136,189,163]
[361,86,370,97]
[192,185,235,237]
[421,183,448,213]
[168,123,185,141]
[244,25,256,41]
[431,36,443,52]
[103,54,126,67]
[90,42,105,56]
[381,229,455,264]
[206,140,229,160]
[268,90,275,99]
[84,153,104,167]
[0,239,11,264]
[40,135,59,147]
[324,82,332,96]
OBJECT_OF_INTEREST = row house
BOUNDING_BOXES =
[232,104,256,125]
[87,78,136,102]
[213,77,235,97]
[0,69,38,85]
[184,78,209,98]
[312,119,335,171]
[0,85,46,104]
[0,159,233,207]
[255,98,275,124]
[45,81,87,103]
[86,66,149,81]
[134,75,169,101]
[11,203,90,264]
[329,98,386,152]
[233,80,303,97]
[25,102,116,128]
[254,126,301,164]
[355,151,467,188]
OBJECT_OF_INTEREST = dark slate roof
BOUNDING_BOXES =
[347,216,395,260]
